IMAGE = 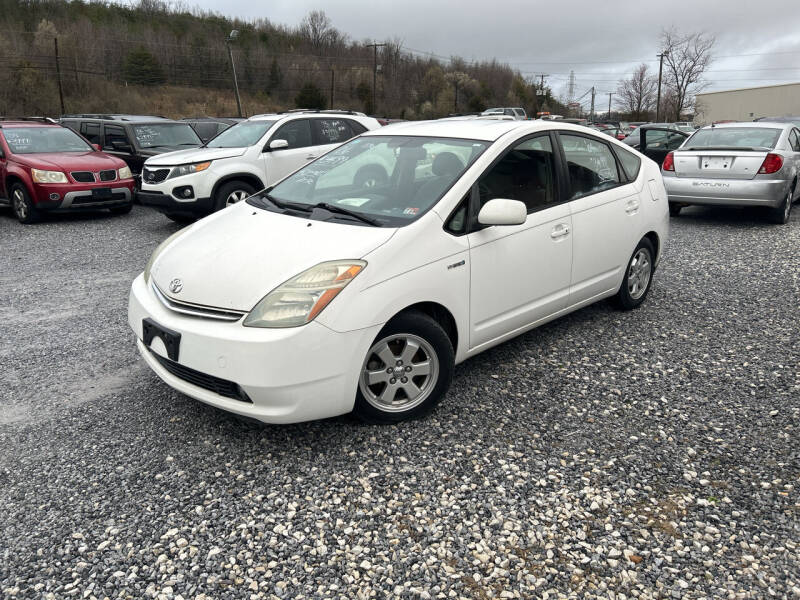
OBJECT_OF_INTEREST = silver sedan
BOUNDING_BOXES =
[662,122,800,224]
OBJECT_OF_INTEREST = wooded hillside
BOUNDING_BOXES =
[0,0,568,118]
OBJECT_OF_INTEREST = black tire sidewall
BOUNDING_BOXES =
[768,191,791,224]
[213,181,256,212]
[353,311,454,424]
[615,238,655,310]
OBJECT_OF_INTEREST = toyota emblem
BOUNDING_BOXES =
[169,278,183,294]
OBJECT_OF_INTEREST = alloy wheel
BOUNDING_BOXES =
[359,334,439,413]
[627,248,652,300]
[225,190,250,206]
[13,189,27,220]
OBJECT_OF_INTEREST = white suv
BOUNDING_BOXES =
[137,111,381,221]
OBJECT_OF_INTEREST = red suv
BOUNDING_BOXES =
[0,119,135,223]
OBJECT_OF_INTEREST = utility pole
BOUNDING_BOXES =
[607,92,612,120]
[53,37,65,115]
[330,67,335,109]
[366,42,386,115]
[656,52,665,122]
[590,87,595,123]
[539,73,547,95]
[226,30,243,118]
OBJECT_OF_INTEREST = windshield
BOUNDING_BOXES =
[2,127,92,154]
[207,120,277,148]
[685,127,781,150]
[258,135,490,227]
[131,124,201,149]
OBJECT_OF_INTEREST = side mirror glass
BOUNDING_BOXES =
[267,139,289,151]
[477,198,527,226]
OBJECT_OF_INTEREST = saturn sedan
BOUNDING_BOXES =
[128,119,669,424]
[662,121,800,223]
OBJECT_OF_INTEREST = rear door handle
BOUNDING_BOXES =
[550,223,570,239]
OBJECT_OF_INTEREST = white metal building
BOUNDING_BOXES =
[694,82,800,124]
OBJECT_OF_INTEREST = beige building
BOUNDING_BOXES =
[694,82,800,125]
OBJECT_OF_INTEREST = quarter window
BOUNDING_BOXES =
[614,145,641,181]
[478,135,558,214]
[273,119,312,149]
[789,129,800,152]
[560,134,621,199]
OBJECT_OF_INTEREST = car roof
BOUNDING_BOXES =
[60,114,173,123]
[360,118,589,142]
[0,120,60,128]
[699,121,792,130]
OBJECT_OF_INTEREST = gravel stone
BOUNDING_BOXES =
[1,204,799,598]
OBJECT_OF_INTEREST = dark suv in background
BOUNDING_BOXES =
[60,115,203,185]
[181,117,243,142]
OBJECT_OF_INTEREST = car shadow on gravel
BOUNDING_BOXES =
[674,204,796,227]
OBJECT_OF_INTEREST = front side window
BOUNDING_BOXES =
[80,122,101,144]
[684,127,782,151]
[131,124,201,149]
[560,134,621,199]
[259,135,489,227]
[478,135,557,214]
[312,119,353,145]
[104,125,131,150]
[207,120,276,148]
[272,120,313,149]
[2,127,92,154]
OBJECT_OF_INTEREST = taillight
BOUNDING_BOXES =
[662,152,675,171]
[758,153,783,174]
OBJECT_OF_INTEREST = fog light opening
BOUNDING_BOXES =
[49,193,60,201]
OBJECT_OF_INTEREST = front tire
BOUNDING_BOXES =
[213,181,256,212]
[353,311,454,424]
[164,212,195,224]
[11,183,40,224]
[613,238,655,310]
[767,189,792,224]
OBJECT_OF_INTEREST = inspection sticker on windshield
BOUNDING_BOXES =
[403,207,420,215]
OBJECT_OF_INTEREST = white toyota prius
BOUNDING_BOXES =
[129,119,669,424]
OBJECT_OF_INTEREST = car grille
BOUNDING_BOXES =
[72,192,128,205]
[71,171,95,183]
[151,281,246,322]
[99,170,117,181]
[148,348,252,403]
[143,167,170,184]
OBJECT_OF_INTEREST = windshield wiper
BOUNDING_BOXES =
[252,193,312,213]
[310,202,381,226]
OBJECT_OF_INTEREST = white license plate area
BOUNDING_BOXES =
[702,156,732,169]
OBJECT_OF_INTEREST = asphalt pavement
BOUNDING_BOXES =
[1,204,798,599]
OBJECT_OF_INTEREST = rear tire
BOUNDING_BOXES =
[353,311,454,424]
[11,183,40,224]
[613,238,655,310]
[213,181,256,212]
[767,189,792,224]
[668,202,683,217]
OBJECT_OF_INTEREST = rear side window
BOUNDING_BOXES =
[273,119,312,149]
[560,134,621,199]
[789,129,800,152]
[614,146,641,180]
[312,119,353,145]
[80,122,101,144]
[348,120,367,135]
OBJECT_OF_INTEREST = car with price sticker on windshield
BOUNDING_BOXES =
[135,110,382,222]
[129,117,669,424]
[662,121,800,223]
[0,118,135,223]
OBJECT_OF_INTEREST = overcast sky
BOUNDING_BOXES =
[160,0,800,108]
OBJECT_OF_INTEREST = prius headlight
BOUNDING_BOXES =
[244,260,366,328]
[143,227,192,283]
[167,161,211,179]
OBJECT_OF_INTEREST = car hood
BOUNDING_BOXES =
[151,204,397,311]
[13,152,124,170]
[145,147,247,165]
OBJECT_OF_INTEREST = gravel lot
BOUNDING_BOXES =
[1,204,798,599]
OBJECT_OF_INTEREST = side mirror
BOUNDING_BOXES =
[92,143,101,151]
[266,139,289,151]
[477,198,527,226]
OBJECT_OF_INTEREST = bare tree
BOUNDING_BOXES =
[300,10,334,53]
[616,63,656,120]
[660,28,714,121]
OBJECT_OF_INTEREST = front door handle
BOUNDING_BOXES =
[550,223,570,239]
